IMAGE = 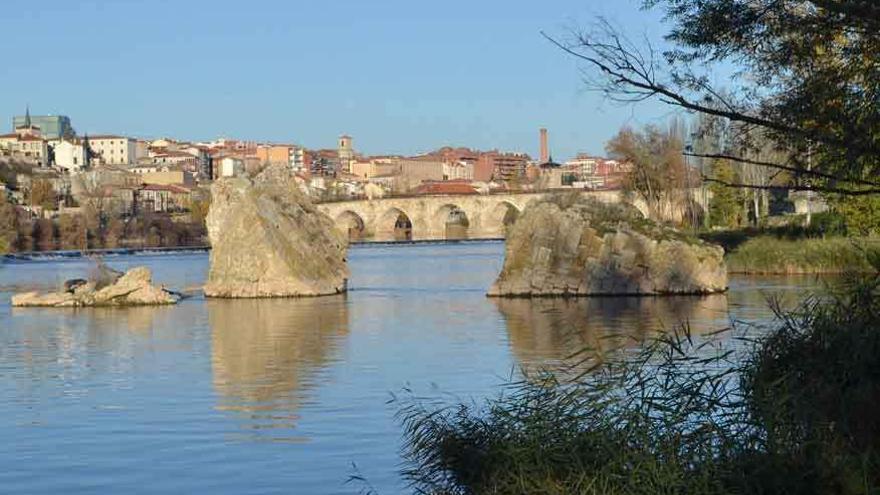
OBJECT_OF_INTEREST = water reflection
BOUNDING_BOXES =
[208,296,349,440]
[495,295,730,370]
[5,303,202,389]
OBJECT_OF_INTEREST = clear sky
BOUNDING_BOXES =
[1,0,690,160]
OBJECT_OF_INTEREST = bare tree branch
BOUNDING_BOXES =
[702,176,880,196]
[541,27,879,159]
[686,152,880,189]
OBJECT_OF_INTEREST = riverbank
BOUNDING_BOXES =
[724,235,878,274]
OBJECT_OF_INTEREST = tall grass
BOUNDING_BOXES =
[397,267,880,494]
[726,236,877,274]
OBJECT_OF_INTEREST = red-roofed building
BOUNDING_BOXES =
[138,183,193,212]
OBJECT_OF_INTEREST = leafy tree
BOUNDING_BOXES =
[606,124,696,224]
[189,197,211,225]
[548,1,880,195]
[0,194,18,253]
[828,195,880,236]
[708,159,745,228]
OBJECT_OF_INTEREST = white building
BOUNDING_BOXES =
[443,160,474,181]
[50,139,89,172]
[292,146,306,172]
[218,156,244,178]
[89,135,137,165]
[564,155,600,176]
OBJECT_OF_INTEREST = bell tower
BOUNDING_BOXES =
[338,135,354,173]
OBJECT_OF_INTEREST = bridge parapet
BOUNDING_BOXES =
[316,189,706,242]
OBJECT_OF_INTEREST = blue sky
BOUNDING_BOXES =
[1,0,693,160]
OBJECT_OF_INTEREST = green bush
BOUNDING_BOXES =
[741,273,880,493]
[828,194,880,236]
[397,270,880,494]
[809,211,848,237]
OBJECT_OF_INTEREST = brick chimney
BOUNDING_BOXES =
[539,128,549,163]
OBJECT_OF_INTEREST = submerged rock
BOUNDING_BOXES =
[203,165,349,298]
[12,266,181,307]
[488,196,728,297]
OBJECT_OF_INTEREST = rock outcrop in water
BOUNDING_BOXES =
[487,196,727,297]
[203,165,349,298]
[12,266,181,307]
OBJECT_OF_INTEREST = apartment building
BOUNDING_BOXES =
[89,135,137,165]
[478,152,529,183]
[256,144,303,170]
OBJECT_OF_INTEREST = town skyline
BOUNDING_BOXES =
[5,104,633,164]
[0,0,684,161]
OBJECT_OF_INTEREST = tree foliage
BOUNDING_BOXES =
[708,159,745,228]
[550,0,880,195]
[189,197,211,225]
[828,194,880,236]
[606,123,699,225]
[0,194,17,254]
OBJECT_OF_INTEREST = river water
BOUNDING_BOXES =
[0,241,822,494]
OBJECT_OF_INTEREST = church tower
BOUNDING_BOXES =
[338,135,354,174]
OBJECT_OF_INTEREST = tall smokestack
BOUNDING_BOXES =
[539,128,549,163]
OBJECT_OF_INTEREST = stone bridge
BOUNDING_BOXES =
[317,190,704,242]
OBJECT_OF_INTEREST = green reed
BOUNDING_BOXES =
[396,263,880,494]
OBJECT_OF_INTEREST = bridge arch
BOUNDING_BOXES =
[433,203,471,240]
[485,200,522,238]
[335,210,366,241]
[376,207,414,241]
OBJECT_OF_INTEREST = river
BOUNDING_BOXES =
[0,241,823,494]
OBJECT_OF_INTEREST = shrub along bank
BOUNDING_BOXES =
[397,267,880,495]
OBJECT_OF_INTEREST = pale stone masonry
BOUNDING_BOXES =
[488,196,728,296]
[204,165,349,298]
